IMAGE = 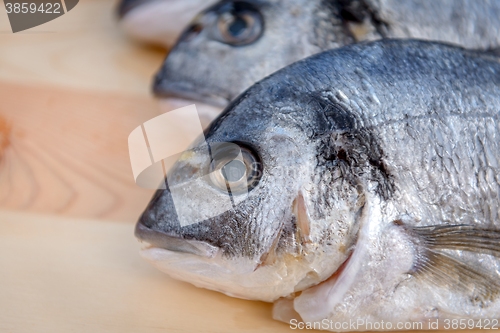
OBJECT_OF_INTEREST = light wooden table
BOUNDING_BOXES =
[0,0,167,222]
[0,210,299,333]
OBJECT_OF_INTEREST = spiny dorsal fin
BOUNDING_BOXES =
[400,223,500,305]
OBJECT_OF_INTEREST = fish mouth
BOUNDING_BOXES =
[135,218,219,258]
[153,77,230,108]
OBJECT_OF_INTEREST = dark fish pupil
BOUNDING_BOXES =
[228,16,247,37]
[221,160,246,182]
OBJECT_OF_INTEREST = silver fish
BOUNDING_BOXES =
[136,39,500,330]
[154,0,500,121]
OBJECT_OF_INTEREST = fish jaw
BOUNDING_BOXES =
[139,247,297,301]
[135,221,219,258]
[153,53,231,108]
[135,203,299,301]
[152,49,230,125]
[138,236,354,302]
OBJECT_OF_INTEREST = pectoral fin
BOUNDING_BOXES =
[401,223,500,304]
[412,224,500,257]
[414,249,499,304]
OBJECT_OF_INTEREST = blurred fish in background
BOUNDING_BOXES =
[146,0,500,124]
[117,0,222,126]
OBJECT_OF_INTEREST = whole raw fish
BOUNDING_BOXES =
[136,39,500,330]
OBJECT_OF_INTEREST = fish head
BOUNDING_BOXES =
[153,0,326,113]
[137,74,362,301]
[141,37,500,323]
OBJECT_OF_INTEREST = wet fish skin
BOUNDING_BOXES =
[137,39,500,329]
[154,0,500,114]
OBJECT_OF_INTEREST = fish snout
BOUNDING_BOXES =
[135,188,183,247]
[152,63,198,100]
[135,210,219,258]
[153,61,229,107]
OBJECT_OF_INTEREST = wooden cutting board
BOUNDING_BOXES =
[0,210,309,333]
[0,0,196,222]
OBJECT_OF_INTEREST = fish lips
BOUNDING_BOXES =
[153,64,230,108]
[135,215,219,259]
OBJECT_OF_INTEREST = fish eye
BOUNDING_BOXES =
[221,159,246,182]
[209,143,261,195]
[215,1,263,46]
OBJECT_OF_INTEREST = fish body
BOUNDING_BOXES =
[154,0,500,119]
[137,40,500,329]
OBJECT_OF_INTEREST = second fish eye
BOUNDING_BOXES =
[215,2,263,46]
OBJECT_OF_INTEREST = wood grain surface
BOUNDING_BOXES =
[0,0,164,97]
[0,0,192,222]
[0,1,490,332]
[0,210,309,333]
